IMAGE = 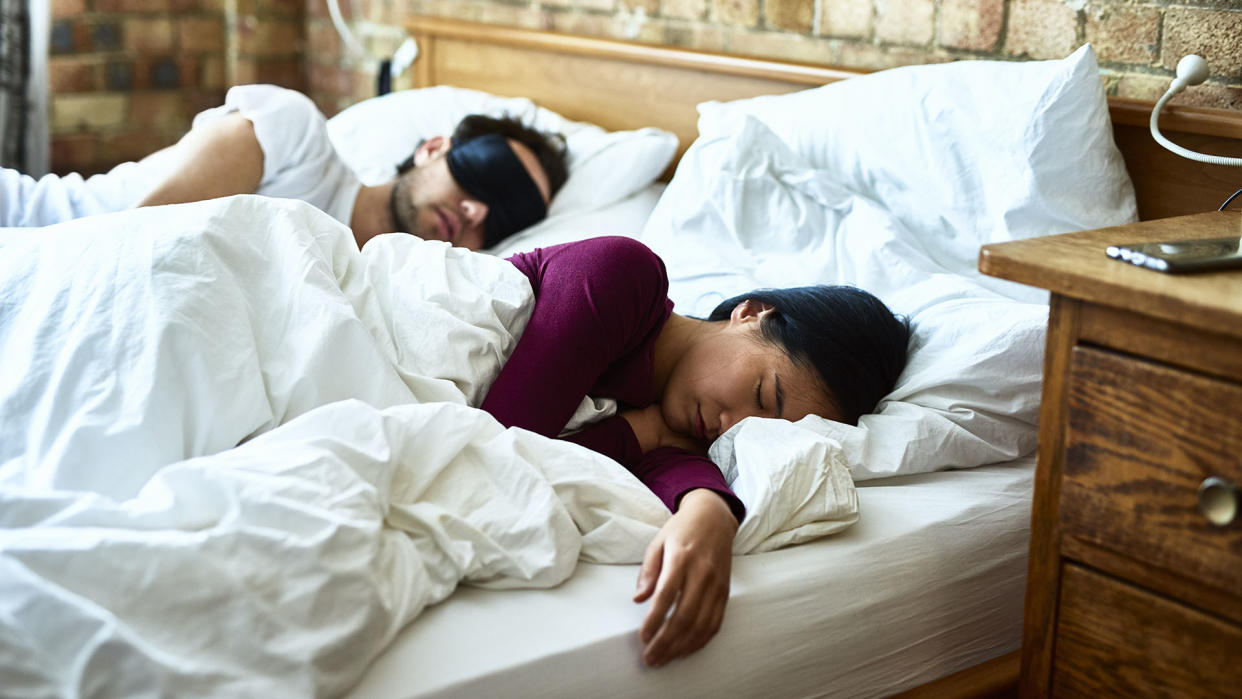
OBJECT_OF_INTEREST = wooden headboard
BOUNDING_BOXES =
[406,16,1242,221]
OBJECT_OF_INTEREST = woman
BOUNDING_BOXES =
[480,236,910,668]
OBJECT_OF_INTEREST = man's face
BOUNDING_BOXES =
[391,136,551,251]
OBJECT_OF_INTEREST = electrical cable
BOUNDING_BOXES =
[1220,188,1242,212]
[325,0,373,66]
[324,0,419,95]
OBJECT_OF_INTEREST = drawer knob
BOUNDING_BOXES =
[1197,477,1239,527]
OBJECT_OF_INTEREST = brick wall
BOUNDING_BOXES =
[48,0,304,176]
[48,0,1242,174]
[305,0,1242,115]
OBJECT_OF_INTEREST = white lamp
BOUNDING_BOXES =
[1150,55,1242,167]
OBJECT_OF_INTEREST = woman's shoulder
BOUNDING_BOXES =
[514,235,661,264]
[574,236,666,276]
[510,236,669,295]
[508,236,672,339]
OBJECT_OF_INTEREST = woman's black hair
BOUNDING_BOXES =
[708,286,911,426]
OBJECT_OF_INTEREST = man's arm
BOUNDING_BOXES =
[136,113,264,208]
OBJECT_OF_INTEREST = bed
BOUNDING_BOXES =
[4,15,1242,699]
[345,17,1242,699]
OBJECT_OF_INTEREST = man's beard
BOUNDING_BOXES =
[388,176,418,236]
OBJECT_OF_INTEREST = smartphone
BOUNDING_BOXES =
[1105,236,1242,273]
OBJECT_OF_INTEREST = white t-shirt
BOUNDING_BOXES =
[1,85,363,228]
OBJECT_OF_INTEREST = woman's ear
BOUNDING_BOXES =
[730,299,776,324]
[414,135,451,166]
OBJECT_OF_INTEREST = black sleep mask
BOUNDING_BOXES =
[446,134,546,248]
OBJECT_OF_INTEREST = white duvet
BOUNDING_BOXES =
[0,196,856,697]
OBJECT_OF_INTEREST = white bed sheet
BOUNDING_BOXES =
[348,457,1033,698]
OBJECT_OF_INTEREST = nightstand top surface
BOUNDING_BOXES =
[980,211,1242,337]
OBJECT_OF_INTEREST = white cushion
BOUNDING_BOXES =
[642,113,1048,480]
[489,184,665,259]
[696,44,1137,286]
[325,86,678,219]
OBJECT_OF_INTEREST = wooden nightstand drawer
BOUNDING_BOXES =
[1053,563,1242,696]
[1062,346,1242,598]
[981,213,1242,697]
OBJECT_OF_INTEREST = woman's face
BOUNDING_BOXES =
[660,302,838,443]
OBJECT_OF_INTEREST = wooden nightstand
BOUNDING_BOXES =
[980,211,1242,697]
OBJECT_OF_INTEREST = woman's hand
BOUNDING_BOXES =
[620,404,705,455]
[633,488,738,667]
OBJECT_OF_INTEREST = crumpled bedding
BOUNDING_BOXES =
[0,196,856,697]
[0,195,532,498]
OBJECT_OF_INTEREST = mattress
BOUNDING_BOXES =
[347,457,1034,698]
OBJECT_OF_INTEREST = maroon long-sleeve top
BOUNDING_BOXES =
[480,236,745,521]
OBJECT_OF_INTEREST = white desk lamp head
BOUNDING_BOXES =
[1169,54,1210,95]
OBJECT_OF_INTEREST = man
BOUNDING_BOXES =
[2,85,568,251]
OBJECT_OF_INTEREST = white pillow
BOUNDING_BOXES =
[489,183,665,259]
[712,417,859,552]
[641,114,1046,480]
[697,44,1137,287]
[325,86,678,219]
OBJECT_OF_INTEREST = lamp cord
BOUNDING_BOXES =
[1220,188,1242,212]
[325,0,374,67]
[324,0,418,96]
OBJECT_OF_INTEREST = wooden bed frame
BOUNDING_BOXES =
[403,15,1242,698]
[406,16,1242,222]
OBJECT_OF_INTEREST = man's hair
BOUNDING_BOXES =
[708,286,911,426]
[396,114,569,199]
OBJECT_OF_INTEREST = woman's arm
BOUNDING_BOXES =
[481,239,742,665]
[136,113,264,207]
[621,404,743,666]
[482,237,672,438]
[621,403,702,454]
[620,406,744,520]
[633,487,738,667]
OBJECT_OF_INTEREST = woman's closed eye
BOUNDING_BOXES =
[756,377,784,418]
[762,375,786,419]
